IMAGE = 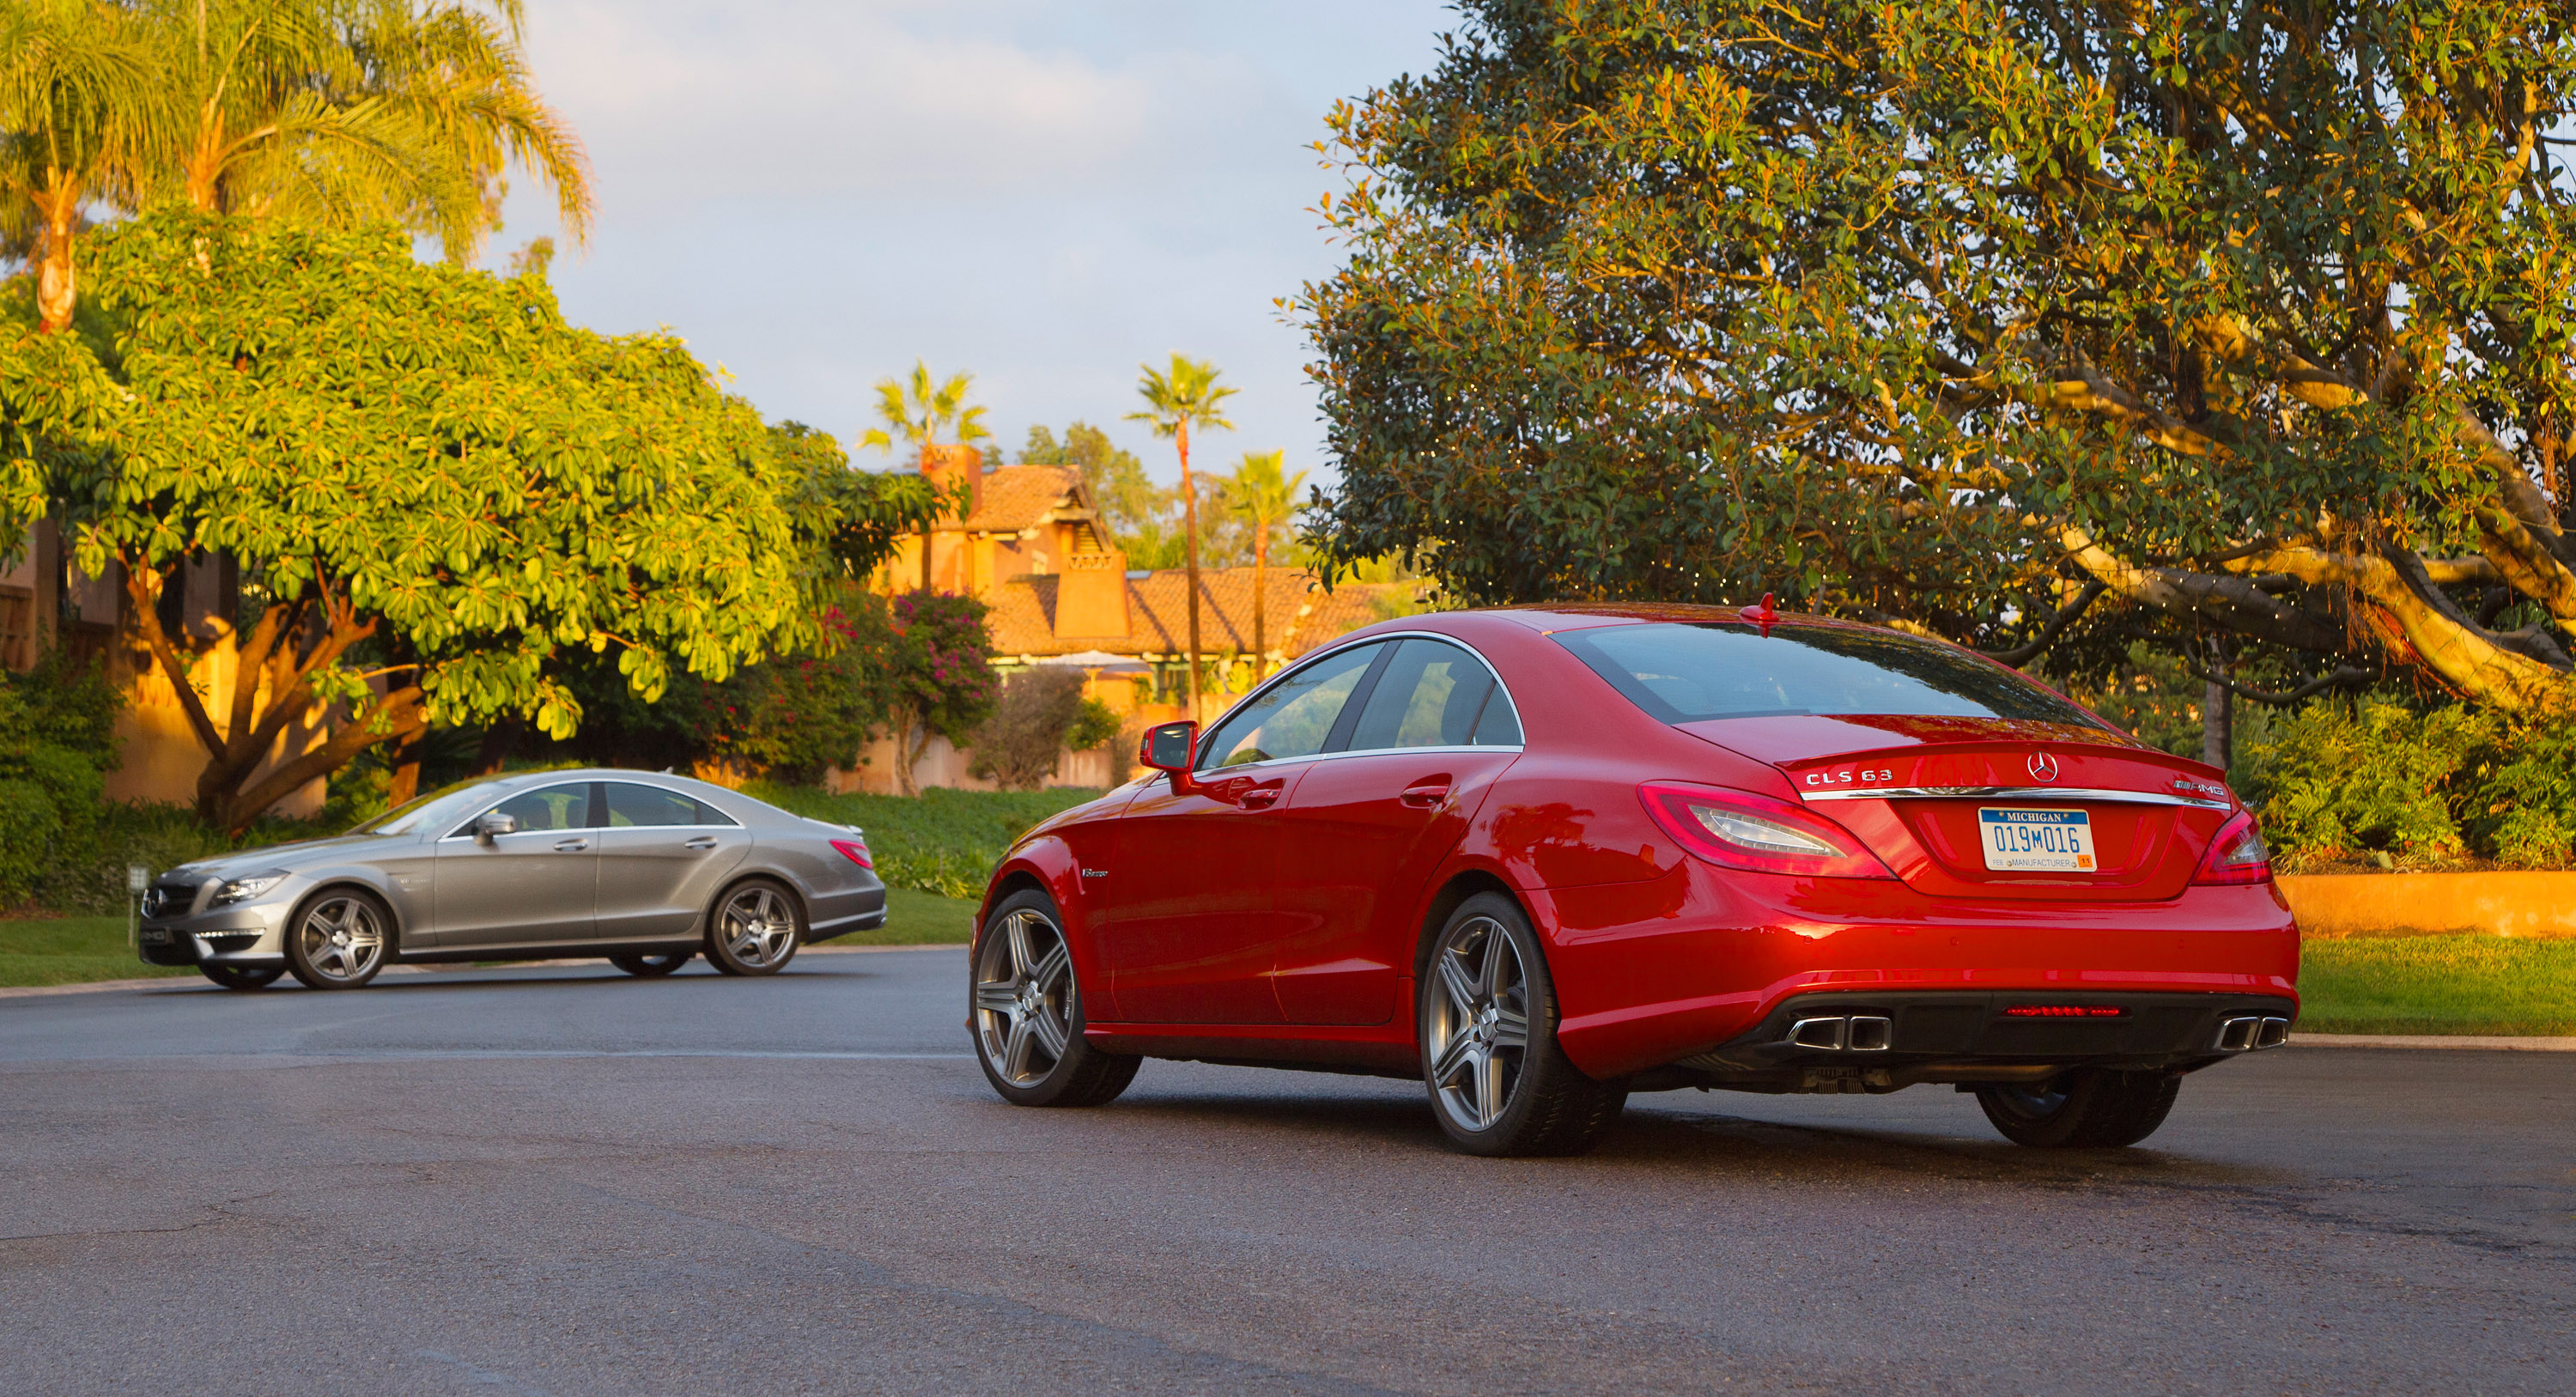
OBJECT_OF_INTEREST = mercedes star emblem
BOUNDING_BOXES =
[2026,751,2061,783]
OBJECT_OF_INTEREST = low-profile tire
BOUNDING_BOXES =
[703,878,803,976]
[1976,1069,2182,1148]
[609,951,692,977]
[283,889,392,990]
[200,963,284,992]
[1419,892,1627,1157]
[969,889,1139,1108]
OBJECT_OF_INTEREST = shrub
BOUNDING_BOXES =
[0,655,118,908]
[744,783,1095,897]
[2252,701,2490,868]
[969,669,1091,791]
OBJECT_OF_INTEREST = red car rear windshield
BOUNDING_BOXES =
[1556,622,2101,726]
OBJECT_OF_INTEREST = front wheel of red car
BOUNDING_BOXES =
[970,890,1139,1108]
[1419,893,1626,1157]
[1976,1069,2182,1148]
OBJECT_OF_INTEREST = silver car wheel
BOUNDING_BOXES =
[717,885,797,969]
[972,908,1075,1087]
[295,895,386,984]
[1424,914,1530,1133]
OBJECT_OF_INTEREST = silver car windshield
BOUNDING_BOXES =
[347,778,515,836]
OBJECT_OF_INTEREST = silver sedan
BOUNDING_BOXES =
[137,768,886,990]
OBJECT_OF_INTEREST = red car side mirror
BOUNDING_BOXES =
[1139,720,1200,793]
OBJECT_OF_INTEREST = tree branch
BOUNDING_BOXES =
[1981,580,2108,666]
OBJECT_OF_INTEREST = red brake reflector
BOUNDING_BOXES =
[829,839,874,869]
[2003,1005,2126,1018]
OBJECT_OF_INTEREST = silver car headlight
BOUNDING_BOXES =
[209,872,290,908]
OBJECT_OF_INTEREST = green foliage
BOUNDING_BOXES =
[742,784,1095,899]
[2251,700,2576,869]
[33,210,841,826]
[711,588,895,783]
[773,422,947,582]
[1067,696,1119,753]
[885,588,999,741]
[0,654,118,908]
[1299,0,2576,708]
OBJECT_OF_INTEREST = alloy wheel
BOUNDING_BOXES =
[1424,914,1531,1133]
[972,908,1075,1087]
[295,896,386,984]
[717,885,797,969]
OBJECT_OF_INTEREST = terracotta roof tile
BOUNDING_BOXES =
[985,568,1404,661]
[940,464,1097,535]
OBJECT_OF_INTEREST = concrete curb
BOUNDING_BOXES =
[2289,1033,2576,1052]
[0,942,975,1000]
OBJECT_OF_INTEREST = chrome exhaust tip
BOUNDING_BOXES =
[1787,1017,1848,1050]
[2215,1016,2261,1052]
[2257,1017,2290,1048]
[1846,1015,1893,1052]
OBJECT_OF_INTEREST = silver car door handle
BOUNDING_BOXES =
[684,836,720,850]
[553,838,590,852]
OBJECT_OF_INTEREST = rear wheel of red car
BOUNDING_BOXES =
[971,890,1139,1108]
[1976,1069,2182,1148]
[1419,893,1626,1157]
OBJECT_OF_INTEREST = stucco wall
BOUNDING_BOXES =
[2280,872,2576,939]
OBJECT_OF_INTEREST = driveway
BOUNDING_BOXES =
[2,950,2568,1394]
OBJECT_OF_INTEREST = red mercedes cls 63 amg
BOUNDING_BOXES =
[965,604,2297,1156]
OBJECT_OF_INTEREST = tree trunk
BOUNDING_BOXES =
[2200,639,2233,774]
[472,719,520,774]
[895,710,927,797]
[386,729,428,809]
[31,180,81,333]
[1251,531,1268,682]
[1179,420,1201,718]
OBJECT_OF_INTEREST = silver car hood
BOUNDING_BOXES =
[164,835,405,883]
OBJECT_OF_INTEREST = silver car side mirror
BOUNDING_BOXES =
[475,811,519,845]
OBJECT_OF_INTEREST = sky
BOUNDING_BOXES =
[488,0,1459,490]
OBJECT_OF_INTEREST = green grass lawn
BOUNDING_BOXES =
[811,887,977,947]
[0,915,192,988]
[2296,935,2576,1036]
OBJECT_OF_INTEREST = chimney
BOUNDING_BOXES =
[921,441,984,519]
[1055,550,1129,638]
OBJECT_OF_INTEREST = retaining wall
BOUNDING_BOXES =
[2281,872,2576,939]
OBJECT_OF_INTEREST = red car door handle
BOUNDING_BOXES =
[1400,780,1452,808]
[1239,787,1282,810]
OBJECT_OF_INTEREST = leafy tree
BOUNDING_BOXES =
[1301,0,2576,714]
[42,210,827,830]
[1223,449,1308,680]
[860,360,990,591]
[0,0,161,331]
[1020,420,1169,543]
[1127,355,1235,714]
[879,588,997,797]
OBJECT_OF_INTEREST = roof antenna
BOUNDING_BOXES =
[1739,592,1780,636]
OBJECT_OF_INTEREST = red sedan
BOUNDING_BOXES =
[967,604,2298,1156]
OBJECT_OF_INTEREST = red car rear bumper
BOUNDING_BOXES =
[1534,859,2300,1079]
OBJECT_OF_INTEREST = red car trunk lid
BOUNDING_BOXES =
[1678,715,2238,902]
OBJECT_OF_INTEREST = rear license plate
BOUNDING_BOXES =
[1978,809,2096,872]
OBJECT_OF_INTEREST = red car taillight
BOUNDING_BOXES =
[1637,781,1894,879]
[2192,811,2272,885]
[830,838,874,870]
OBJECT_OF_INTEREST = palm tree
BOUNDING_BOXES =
[0,0,162,331]
[1127,355,1236,716]
[1225,449,1308,683]
[860,361,990,592]
[143,0,592,265]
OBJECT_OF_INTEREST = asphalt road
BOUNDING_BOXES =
[3,951,2569,1396]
